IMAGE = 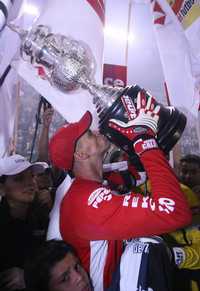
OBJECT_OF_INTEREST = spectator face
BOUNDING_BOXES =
[49,253,91,291]
[4,168,38,204]
[35,170,53,210]
[179,161,200,188]
[36,169,53,191]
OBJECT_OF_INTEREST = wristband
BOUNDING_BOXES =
[133,137,158,156]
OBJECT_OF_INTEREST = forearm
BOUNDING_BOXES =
[174,244,200,270]
[38,127,49,162]
[38,107,54,162]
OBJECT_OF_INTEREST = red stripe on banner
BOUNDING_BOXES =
[170,0,184,15]
[153,1,166,25]
[154,15,166,25]
[103,64,127,87]
[153,1,165,14]
[86,0,105,23]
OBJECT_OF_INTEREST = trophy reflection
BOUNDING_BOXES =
[10,24,186,165]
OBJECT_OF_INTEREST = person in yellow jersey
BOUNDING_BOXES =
[140,180,200,291]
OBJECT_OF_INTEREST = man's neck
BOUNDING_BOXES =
[73,159,103,183]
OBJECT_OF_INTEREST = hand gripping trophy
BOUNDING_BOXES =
[10,24,186,167]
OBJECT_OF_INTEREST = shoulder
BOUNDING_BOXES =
[71,178,103,193]
[63,178,114,208]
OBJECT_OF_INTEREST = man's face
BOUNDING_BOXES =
[49,253,92,291]
[179,161,200,188]
[4,168,38,203]
[77,129,110,159]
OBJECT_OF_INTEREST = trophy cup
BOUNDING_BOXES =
[10,24,186,168]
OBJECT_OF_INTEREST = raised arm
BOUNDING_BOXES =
[37,107,54,163]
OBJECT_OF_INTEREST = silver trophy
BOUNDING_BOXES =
[9,23,186,166]
[8,23,124,118]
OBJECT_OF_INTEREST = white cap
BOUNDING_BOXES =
[0,154,49,177]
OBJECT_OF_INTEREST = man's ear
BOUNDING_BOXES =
[74,150,90,161]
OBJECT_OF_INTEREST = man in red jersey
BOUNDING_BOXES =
[49,92,191,291]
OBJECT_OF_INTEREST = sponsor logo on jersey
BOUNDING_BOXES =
[173,247,185,266]
[88,187,112,208]
[123,195,175,213]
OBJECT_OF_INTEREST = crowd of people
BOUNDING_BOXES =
[0,92,200,291]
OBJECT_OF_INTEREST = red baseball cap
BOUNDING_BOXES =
[49,111,92,170]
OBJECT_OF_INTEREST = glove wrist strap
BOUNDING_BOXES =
[133,137,158,156]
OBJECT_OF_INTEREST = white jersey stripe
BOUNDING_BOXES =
[90,240,108,291]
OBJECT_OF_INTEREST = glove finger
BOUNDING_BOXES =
[136,90,147,111]
[153,105,161,115]
[146,96,156,111]
[136,92,142,110]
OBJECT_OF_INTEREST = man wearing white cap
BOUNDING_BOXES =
[0,154,48,291]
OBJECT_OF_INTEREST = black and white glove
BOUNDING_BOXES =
[108,91,161,156]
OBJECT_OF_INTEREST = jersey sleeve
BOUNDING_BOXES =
[179,244,200,269]
[172,228,200,269]
[75,149,192,241]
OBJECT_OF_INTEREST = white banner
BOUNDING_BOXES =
[14,0,105,127]
[150,0,200,116]
[0,0,23,79]
[0,68,19,157]
[0,0,46,77]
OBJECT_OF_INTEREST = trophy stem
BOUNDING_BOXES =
[82,81,125,118]
[7,22,28,39]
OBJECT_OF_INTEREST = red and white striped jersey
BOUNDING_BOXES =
[60,149,191,290]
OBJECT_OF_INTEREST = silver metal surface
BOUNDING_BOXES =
[10,24,124,116]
